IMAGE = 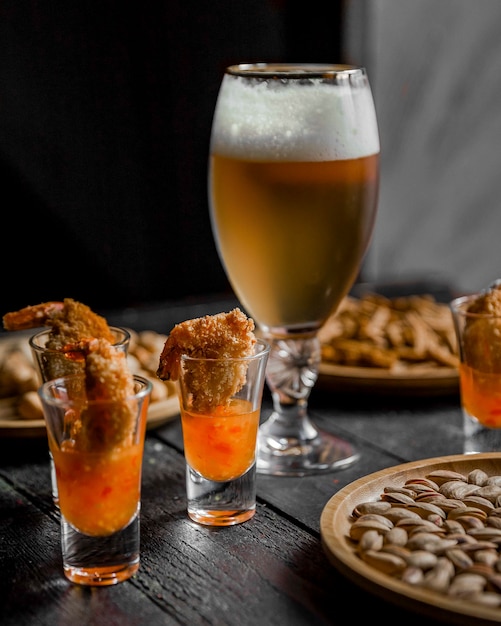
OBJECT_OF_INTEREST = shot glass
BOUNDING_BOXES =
[38,373,151,586]
[29,326,131,507]
[451,294,501,453]
[177,338,270,526]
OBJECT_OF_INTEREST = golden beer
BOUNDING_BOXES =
[210,153,379,332]
[208,64,380,475]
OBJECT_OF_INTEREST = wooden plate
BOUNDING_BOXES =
[320,453,501,624]
[318,362,459,397]
[0,330,180,437]
[0,395,179,439]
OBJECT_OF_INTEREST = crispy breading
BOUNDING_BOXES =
[66,338,137,452]
[467,281,501,316]
[157,308,256,413]
[3,298,115,348]
[157,308,256,382]
[3,301,64,331]
[47,299,115,348]
[463,281,501,372]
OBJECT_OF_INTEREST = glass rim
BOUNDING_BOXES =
[38,373,152,407]
[180,337,270,365]
[225,63,365,80]
[450,294,501,318]
[29,325,131,353]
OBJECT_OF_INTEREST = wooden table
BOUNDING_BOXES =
[0,295,467,626]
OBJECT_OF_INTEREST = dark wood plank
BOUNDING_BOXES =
[0,441,449,626]
[0,294,467,626]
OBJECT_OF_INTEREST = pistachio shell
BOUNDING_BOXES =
[426,470,467,485]
[467,469,489,486]
[359,549,406,575]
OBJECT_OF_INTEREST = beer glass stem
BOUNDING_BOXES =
[257,335,359,476]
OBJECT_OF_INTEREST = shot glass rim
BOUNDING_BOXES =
[38,373,152,409]
[179,337,270,365]
[450,294,501,319]
[29,326,131,354]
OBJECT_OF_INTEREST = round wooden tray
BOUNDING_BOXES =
[320,453,501,624]
[0,394,179,438]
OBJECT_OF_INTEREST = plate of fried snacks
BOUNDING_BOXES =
[0,329,179,438]
[320,453,501,624]
[317,293,459,396]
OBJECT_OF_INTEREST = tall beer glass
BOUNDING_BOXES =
[208,64,380,475]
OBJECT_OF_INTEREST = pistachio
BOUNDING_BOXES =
[465,591,501,607]
[346,466,501,608]
[384,526,408,547]
[359,550,406,575]
[467,469,489,486]
[426,470,467,485]
[486,516,501,530]
[349,518,392,540]
[475,485,501,503]
[404,550,438,570]
[447,506,487,521]
[486,475,501,487]
[380,491,415,506]
[439,481,480,500]
[407,502,447,520]
[358,529,384,552]
[474,549,499,567]
[421,557,454,592]
[445,548,473,570]
[448,572,486,596]
[462,495,494,513]
[382,486,416,498]
[383,508,421,524]
[404,477,439,491]
[401,566,424,585]
[352,500,392,517]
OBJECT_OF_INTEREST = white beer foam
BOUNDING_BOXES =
[211,74,380,161]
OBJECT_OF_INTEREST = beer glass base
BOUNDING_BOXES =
[256,428,359,476]
[186,464,256,527]
[61,511,140,586]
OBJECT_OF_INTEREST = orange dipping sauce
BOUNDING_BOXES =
[52,442,143,536]
[460,363,501,428]
[181,399,259,482]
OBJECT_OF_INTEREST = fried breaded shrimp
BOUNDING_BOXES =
[3,298,115,348]
[3,301,65,331]
[467,280,501,316]
[157,308,256,382]
[157,308,256,412]
[463,281,501,372]
[66,338,137,452]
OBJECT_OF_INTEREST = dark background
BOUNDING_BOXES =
[1,0,345,315]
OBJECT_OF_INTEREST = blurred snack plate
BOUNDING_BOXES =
[317,362,459,397]
[320,453,501,625]
[318,281,460,397]
[0,394,179,439]
[0,329,180,438]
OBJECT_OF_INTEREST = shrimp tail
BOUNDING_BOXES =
[2,302,65,331]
